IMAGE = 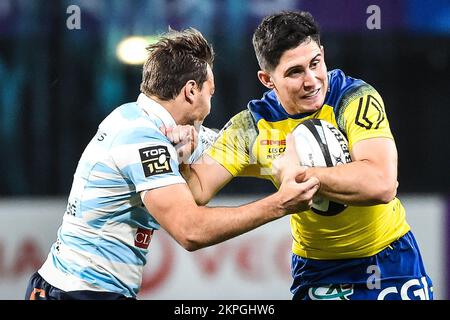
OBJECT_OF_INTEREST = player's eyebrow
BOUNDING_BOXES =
[284,53,322,75]
[310,53,322,62]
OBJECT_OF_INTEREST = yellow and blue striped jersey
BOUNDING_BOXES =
[207,69,410,259]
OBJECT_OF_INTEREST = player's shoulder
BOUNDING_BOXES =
[326,69,383,111]
[104,102,167,146]
[213,110,258,148]
[219,109,257,134]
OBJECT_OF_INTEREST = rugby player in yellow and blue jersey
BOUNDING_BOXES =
[179,11,433,300]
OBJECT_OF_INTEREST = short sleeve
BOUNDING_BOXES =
[206,110,257,176]
[110,126,185,192]
[189,125,218,164]
[337,85,394,150]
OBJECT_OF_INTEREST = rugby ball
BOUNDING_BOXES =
[292,119,351,216]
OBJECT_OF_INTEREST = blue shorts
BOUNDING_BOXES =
[291,231,433,300]
[25,272,134,300]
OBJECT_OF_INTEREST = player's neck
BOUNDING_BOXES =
[149,94,189,126]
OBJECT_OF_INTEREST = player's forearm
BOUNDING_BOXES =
[307,160,397,206]
[180,193,287,251]
[179,164,211,205]
[180,174,318,250]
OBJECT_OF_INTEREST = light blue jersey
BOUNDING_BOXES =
[39,94,216,298]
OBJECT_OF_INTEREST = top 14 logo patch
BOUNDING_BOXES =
[139,145,172,177]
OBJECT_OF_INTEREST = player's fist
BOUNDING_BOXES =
[161,125,198,163]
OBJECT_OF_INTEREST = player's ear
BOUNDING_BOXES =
[257,70,274,89]
[184,80,197,103]
[320,45,325,56]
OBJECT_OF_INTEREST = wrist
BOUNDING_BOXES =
[271,191,295,217]
[305,167,322,192]
[267,192,287,218]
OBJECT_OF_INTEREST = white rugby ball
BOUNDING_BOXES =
[292,119,351,216]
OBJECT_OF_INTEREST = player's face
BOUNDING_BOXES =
[269,40,327,114]
[192,65,215,127]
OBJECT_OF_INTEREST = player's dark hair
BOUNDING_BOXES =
[141,28,214,100]
[252,11,320,71]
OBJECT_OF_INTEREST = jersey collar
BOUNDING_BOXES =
[137,93,176,128]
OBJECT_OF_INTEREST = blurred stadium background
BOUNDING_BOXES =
[0,0,449,299]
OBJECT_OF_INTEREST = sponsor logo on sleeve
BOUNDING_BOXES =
[139,146,172,177]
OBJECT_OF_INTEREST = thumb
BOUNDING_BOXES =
[284,133,300,163]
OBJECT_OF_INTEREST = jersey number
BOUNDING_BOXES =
[355,95,385,130]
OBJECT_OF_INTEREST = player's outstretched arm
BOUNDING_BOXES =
[164,124,235,205]
[181,155,234,205]
[305,137,398,206]
[142,162,319,251]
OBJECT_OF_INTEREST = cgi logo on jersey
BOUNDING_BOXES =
[139,145,172,177]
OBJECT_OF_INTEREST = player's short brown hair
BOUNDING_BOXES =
[253,11,320,71]
[141,28,214,100]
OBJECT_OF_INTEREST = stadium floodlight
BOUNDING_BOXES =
[116,35,160,65]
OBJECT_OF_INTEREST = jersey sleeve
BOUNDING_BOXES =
[336,84,394,150]
[188,125,218,164]
[206,110,257,176]
[110,126,185,193]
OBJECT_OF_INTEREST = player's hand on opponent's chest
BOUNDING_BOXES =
[160,125,198,164]
[272,134,320,214]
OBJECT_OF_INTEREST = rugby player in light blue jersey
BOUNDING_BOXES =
[25,28,319,300]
